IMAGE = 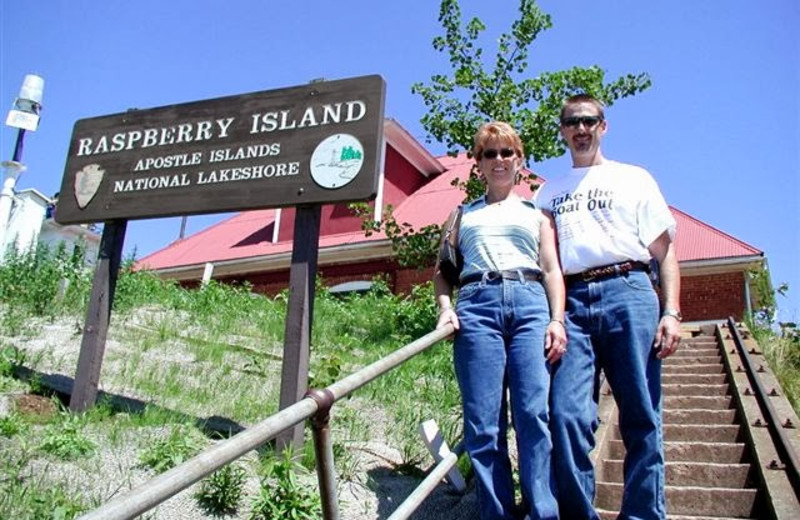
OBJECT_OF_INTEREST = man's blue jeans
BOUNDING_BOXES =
[550,271,665,520]
[454,274,558,520]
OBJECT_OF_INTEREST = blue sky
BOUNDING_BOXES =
[2,1,798,322]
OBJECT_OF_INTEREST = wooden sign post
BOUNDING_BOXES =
[276,205,321,449]
[56,76,386,448]
[69,220,126,411]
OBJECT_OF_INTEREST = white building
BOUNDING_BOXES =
[2,188,100,265]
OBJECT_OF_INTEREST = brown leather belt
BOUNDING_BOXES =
[566,261,650,285]
[460,269,542,286]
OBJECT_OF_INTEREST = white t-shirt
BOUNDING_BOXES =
[458,196,545,278]
[535,160,676,275]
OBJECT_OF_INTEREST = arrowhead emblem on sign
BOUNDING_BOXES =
[74,164,105,209]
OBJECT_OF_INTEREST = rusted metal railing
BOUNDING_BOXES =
[727,317,800,495]
[78,324,457,520]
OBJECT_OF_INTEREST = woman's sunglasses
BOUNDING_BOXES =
[482,147,516,160]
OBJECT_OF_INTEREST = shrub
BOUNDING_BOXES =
[249,450,321,520]
[39,414,95,460]
[195,463,247,515]
[0,242,91,322]
[139,424,205,473]
[0,413,26,437]
[0,344,25,377]
[394,281,438,341]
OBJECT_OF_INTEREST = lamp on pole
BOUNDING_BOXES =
[0,74,44,256]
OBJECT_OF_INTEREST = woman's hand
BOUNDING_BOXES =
[544,319,567,363]
[436,307,460,331]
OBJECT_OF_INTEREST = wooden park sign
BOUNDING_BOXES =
[58,76,385,450]
[56,75,386,224]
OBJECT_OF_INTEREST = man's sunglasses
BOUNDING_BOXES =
[481,147,516,160]
[561,116,603,128]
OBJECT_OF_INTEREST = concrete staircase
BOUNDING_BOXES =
[594,328,768,519]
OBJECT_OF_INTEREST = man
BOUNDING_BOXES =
[536,94,682,519]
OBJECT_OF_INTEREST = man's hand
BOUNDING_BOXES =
[654,315,681,358]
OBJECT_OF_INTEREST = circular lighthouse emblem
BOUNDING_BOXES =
[310,133,364,189]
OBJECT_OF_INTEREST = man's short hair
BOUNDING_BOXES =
[560,94,606,121]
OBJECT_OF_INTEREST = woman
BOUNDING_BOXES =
[434,121,566,520]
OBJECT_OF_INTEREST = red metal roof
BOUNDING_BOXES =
[670,206,761,262]
[137,153,761,272]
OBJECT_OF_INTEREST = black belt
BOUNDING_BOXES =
[565,261,650,285]
[460,269,542,286]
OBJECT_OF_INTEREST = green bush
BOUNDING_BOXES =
[752,321,800,412]
[0,413,26,437]
[39,414,95,460]
[196,463,247,515]
[394,281,438,341]
[249,450,321,520]
[113,266,178,313]
[0,242,91,322]
[139,424,205,473]
[0,344,25,378]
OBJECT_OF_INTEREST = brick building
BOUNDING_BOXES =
[137,120,764,322]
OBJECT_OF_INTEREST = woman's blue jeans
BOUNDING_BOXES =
[454,274,558,520]
[549,271,665,520]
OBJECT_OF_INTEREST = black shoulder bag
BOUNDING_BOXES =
[437,206,463,287]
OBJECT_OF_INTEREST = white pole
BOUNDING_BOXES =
[201,262,214,285]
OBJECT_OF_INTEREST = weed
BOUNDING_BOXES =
[139,424,205,473]
[308,349,344,389]
[0,474,86,519]
[195,463,247,515]
[394,281,438,341]
[0,412,26,437]
[1,446,85,516]
[28,372,44,394]
[38,414,96,460]
[754,323,800,411]
[332,441,362,483]
[0,242,91,322]
[0,344,25,377]
[249,449,321,520]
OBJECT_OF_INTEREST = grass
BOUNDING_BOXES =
[138,423,206,473]
[752,321,800,410]
[0,244,461,519]
[4,244,799,518]
[38,413,96,460]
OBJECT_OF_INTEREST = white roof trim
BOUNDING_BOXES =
[679,254,764,276]
[149,239,395,281]
[383,119,445,177]
[14,187,52,205]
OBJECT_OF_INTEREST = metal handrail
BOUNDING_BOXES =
[387,441,465,520]
[77,324,456,520]
[727,317,800,495]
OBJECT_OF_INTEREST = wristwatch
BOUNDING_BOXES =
[662,309,683,322]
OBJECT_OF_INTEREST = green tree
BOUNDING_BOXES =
[356,0,652,267]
